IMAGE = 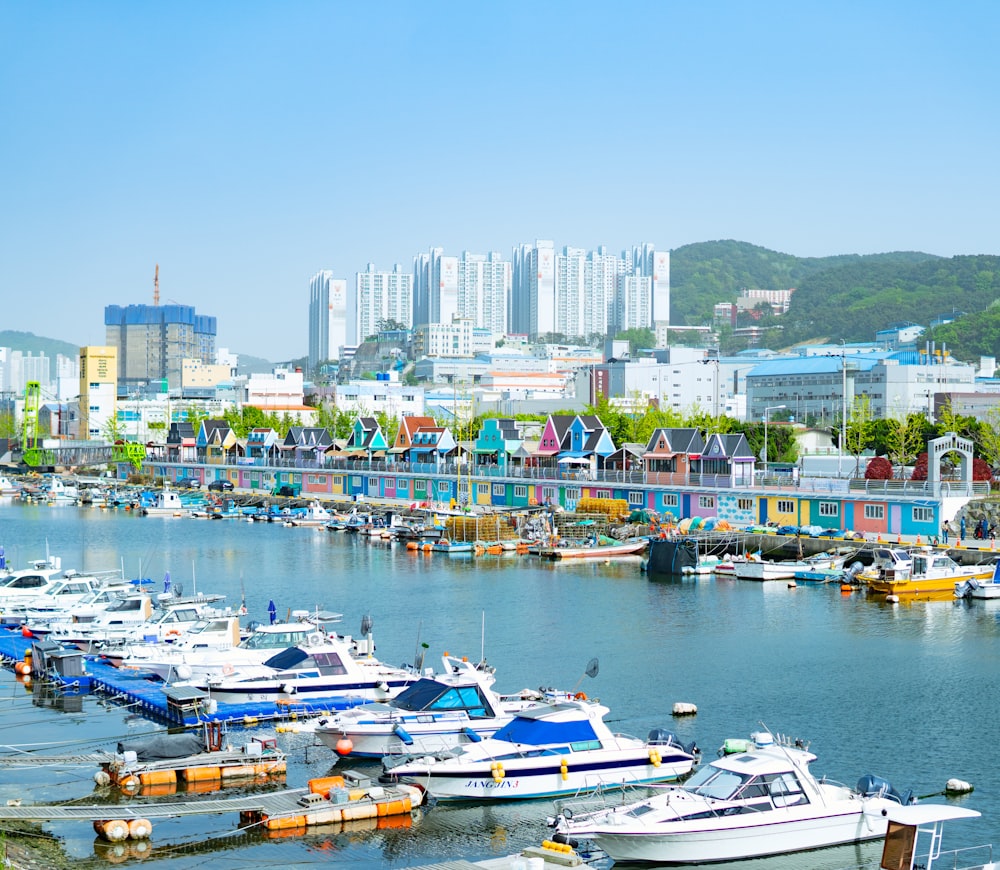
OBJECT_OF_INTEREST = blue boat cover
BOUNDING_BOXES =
[492,716,598,745]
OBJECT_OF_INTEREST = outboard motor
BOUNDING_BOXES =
[648,728,699,757]
[857,774,915,806]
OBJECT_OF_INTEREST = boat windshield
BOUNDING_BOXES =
[393,679,495,717]
[240,628,309,650]
[683,763,752,799]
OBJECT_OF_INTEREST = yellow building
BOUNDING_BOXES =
[79,346,118,440]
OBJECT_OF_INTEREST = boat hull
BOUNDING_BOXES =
[390,750,693,802]
[586,804,890,864]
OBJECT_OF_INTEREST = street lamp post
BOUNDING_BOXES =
[762,404,786,481]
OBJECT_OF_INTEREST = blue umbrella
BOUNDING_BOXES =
[0,545,5,571]
[163,571,171,594]
[268,599,277,625]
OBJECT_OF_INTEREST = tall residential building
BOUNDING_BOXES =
[511,240,555,338]
[105,303,216,394]
[456,251,510,338]
[79,346,117,440]
[308,271,349,371]
[413,247,460,328]
[349,264,414,343]
[631,244,670,325]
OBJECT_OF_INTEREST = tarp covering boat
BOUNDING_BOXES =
[118,732,206,761]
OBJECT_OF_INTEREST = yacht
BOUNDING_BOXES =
[381,697,699,802]
[552,730,913,864]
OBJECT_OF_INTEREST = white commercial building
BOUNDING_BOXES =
[335,375,425,418]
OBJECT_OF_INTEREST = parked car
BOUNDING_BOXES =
[175,477,201,489]
[208,480,234,492]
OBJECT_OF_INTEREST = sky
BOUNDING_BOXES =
[2,2,999,361]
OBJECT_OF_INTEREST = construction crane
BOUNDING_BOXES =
[154,263,159,306]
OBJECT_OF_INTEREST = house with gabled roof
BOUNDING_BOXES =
[345,417,389,460]
[407,426,456,468]
[389,415,437,463]
[537,415,576,457]
[696,431,756,487]
[281,426,334,466]
[246,427,281,464]
[165,422,197,463]
[197,419,239,464]
[642,427,706,483]
[471,417,522,471]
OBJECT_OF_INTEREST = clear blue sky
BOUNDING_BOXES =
[2,2,998,361]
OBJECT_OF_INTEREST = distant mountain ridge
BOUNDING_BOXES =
[0,330,274,375]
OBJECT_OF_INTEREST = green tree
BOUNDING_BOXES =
[883,410,926,472]
[614,328,656,357]
[976,405,1000,468]
[844,394,874,476]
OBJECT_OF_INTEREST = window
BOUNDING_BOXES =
[662,494,678,507]
[864,504,885,520]
[477,483,489,497]
[492,484,504,496]
[776,500,795,514]
[396,479,408,492]
[566,488,581,500]
[438,481,450,493]
[368,476,379,490]
[628,491,644,505]
[514,485,527,497]
[737,498,753,511]
[542,486,557,500]
[818,502,838,517]
[698,495,715,509]
[913,506,933,523]
[595,489,612,499]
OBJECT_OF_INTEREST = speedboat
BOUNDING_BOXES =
[865,547,992,599]
[141,489,190,517]
[286,501,335,527]
[313,654,571,758]
[551,730,913,864]
[956,558,1000,600]
[0,570,116,624]
[184,627,421,707]
[380,697,699,802]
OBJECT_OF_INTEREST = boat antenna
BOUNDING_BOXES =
[572,657,600,693]
[481,611,486,664]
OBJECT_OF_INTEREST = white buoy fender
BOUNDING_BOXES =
[672,702,698,716]
[945,778,974,794]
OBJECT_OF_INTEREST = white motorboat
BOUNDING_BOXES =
[119,610,343,682]
[0,475,20,496]
[286,501,335,527]
[865,547,992,598]
[732,555,819,581]
[956,558,1000,600]
[142,489,190,517]
[314,654,572,758]
[552,730,914,864]
[184,627,421,707]
[0,556,80,606]
[0,571,120,625]
[38,477,80,504]
[105,611,241,668]
[21,582,136,631]
[380,698,699,802]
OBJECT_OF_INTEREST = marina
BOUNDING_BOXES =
[0,499,997,868]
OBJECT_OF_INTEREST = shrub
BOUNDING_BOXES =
[865,456,894,480]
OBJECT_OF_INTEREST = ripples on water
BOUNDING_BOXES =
[0,501,997,867]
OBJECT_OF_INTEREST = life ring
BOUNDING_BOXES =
[222,663,235,676]
[574,692,588,701]
[166,629,180,637]
[306,632,324,647]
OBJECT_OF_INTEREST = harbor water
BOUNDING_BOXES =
[0,500,997,868]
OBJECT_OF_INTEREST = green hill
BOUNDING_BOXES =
[0,330,82,361]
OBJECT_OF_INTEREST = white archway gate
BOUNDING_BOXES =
[928,431,974,495]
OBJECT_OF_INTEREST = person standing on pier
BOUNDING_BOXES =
[942,522,949,544]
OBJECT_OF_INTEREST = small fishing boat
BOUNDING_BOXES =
[681,555,723,575]
[286,501,335,527]
[865,547,992,599]
[142,489,190,517]
[552,729,914,864]
[380,697,698,802]
[0,475,20,496]
[430,539,474,554]
[536,537,648,560]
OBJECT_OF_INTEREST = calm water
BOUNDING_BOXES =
[0,500,997,868]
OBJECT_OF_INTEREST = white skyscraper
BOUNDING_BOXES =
[309,271,349,370]
[350,264,414,343]
[631,244,670,325]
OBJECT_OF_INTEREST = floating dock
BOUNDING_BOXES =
[0,627,372,727]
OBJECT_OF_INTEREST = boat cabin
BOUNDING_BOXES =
[392,678,499,719]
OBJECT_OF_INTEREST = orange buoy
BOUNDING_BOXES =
[336,736,353,755]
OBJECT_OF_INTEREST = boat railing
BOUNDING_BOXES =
[843,843,994,870]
